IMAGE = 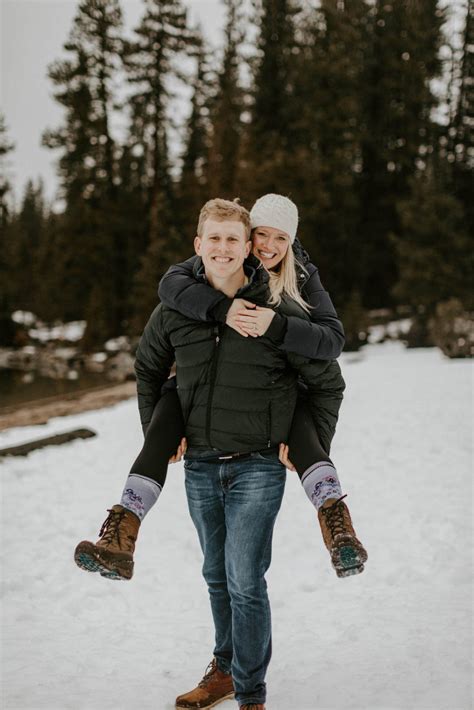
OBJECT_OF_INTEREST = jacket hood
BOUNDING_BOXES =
[292,237,310,266]
[291,237,311,287]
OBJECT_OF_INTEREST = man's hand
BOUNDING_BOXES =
[228,301,276,337]
[169,437,187,463]
[279,443,296,471]
[226,299,257,337]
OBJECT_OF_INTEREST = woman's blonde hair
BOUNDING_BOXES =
[265,243,311,313]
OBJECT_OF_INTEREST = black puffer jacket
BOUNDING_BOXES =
[136,257,344,454]
[158,238,345,359]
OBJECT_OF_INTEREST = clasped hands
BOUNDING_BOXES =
[225,298,275,338]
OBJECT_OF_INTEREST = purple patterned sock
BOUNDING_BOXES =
[120,474,162,521]
[301,462,343,510]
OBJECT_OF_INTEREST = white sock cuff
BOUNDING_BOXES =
[301,461,336,486]
[120,474,162,521]
[301,462,343,510]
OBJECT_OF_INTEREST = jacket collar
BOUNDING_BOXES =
[193,253,269,289]
[292,237,310,285]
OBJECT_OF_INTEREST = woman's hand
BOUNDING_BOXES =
[169,437,187,463]
[226,299,256,337]
[227,301,275,337]
[279,443,296,471]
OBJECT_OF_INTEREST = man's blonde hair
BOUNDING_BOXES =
[197,198,251,239]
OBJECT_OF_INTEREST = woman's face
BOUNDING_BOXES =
[252,226,290,270]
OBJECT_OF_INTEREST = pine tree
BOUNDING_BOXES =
[0,113,15,228]
[130,191,183,333]
[43,0,123,203]
[393,2,474,317]
[358,0,444,307]
[240,0,302,200]
[207,0,246,197]
[177,34,213,239]
[35,209,68,321]
[450,0,473,237]
[123,0,197,329]
[123,0,193,200]
[43,0,125,345]
[3,180,47,314]
[394,170,472,313]
[0,114,16,338]
[297,0,370,307]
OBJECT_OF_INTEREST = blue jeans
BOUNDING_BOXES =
[184,451,286,707]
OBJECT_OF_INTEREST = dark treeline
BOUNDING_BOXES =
[1,0,472,350]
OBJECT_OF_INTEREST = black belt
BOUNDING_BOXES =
[215,446,279,462]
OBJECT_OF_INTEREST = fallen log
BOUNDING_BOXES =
[0,428,97,458]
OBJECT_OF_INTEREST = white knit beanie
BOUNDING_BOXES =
[249,194,298,243]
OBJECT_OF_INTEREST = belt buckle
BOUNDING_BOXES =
[218,452,239,460]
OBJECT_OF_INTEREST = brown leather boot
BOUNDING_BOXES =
[175,658,234,709]
[318,495,368,578]
[74,505,140,580]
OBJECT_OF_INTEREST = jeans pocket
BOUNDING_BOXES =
[184,459,205,473]
[252,451,284,467]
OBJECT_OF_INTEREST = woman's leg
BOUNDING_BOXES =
[287,396,344,510]
[119,386,185,520]
[74,386,185,579]
[288,396,367,577]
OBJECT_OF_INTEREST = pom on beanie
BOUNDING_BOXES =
[249,194,298,243]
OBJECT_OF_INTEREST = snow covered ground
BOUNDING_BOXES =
[1,342,472,710]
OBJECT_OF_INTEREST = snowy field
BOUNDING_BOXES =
[1,342,472,710]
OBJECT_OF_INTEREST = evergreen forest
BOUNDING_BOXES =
[1,0,472,351]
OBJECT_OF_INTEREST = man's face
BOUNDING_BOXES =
[194,219,251,282]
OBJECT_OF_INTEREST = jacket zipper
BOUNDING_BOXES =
[205,327,222,447]
[267,402,272,448]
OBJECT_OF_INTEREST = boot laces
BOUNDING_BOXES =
[321,495,349,539]
[198,659,219,688]
[99,508,127,546]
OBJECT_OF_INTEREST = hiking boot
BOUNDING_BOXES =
[74,505,140,580]
[175,658,234,709]
[318,495,368,578]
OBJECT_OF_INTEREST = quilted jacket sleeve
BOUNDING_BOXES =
[134,305,175,435]
[280,264,345,360]
[158,257,232,322]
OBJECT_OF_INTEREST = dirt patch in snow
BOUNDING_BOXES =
[0,381,136,431]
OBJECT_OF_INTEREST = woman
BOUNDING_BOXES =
[74,194,367,581]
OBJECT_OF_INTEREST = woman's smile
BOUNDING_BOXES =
[252,226,290,270]
[257,249,277,260]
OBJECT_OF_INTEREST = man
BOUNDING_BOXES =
[134,198,339,710]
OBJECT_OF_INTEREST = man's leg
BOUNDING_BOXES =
[184,459,233,673]
[224,453,286,707]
